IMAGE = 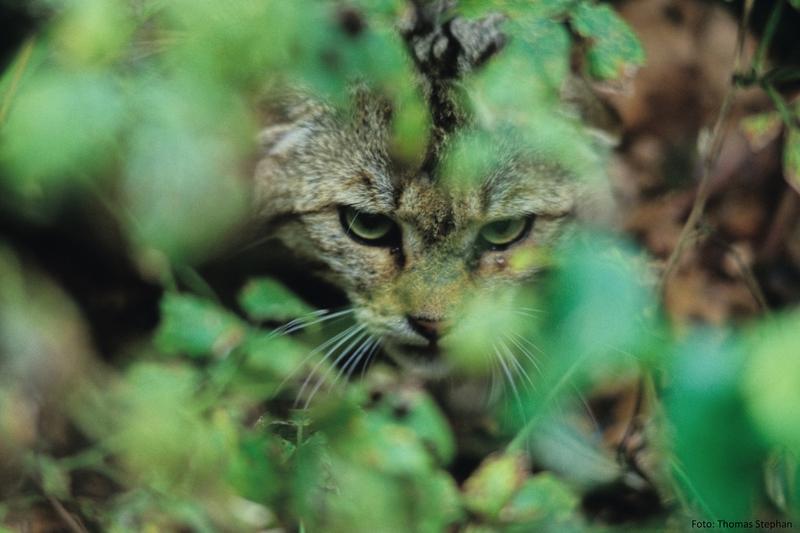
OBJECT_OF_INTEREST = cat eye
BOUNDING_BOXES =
[339,206,400,246]
[478,217,532,249]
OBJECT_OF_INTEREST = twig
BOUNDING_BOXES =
[47,496,90,533]
[709,236,770,313]
[752,0,783,75]
[764,83,798,130]
[0,37,36,126]
[616,375,645,464]
[658,0,755,296]
[761,188,799,262]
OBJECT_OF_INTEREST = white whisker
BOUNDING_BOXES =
[487,355,501,406]
[359,338,383,381]
[277,307,355,336]
[494,343,525,420]
[303,328,369,408]
[499,340,536,391]
[513,309,545,321]
[276,322,359,394]
[505,333,543,376]
[334,335,376,388]
[574,386,601,434]
[267,309,329,337]
[293,323,366,405]
[509,331,546,356]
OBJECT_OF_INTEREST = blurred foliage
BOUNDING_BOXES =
[0,0,799,532]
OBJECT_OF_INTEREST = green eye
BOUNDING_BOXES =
[340,206,398,244]
[478,217,531,248]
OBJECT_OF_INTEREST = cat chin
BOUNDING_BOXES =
[383,343,453,380]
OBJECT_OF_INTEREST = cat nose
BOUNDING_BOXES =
[407,315,447,342]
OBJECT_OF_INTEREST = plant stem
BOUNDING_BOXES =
[753,0,783,75]
[0,37,36,126]
[658,0,755,296]
[764,83,798,130]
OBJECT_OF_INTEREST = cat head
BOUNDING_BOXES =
[252,3,616,377]
[253,88,610,377]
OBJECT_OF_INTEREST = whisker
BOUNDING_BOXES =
[499,340,537,391]
[277,308,355,337]
[509,331,546,356]
[334,335,376,388]
[290,323,365,403]
[574,385,601,434]
[268,309,329,337]
[487,355,502,406]
[234,233,275,255]
[505,333,543,376]
[513,310,542,320]
[303,328,370,408]
[331,334,375,385]
[276,322,360,391]
[507,334,600,436]
[359,338,383,381]
[494,344,525,421]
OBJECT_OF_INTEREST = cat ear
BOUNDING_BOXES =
[257,122,313,158]
[256,92,329,157]
[560,73,623,148]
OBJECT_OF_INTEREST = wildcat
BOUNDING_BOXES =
[251,2,614,386]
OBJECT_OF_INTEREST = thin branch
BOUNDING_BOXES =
[764,83,798,130]
[0,37,36,126]
[710,236,770,313]
[752,0,783,75]
[47,496,90,533]
[658,0,755,296]
[616,375,645,464]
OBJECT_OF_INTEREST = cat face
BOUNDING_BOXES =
[254,93,586,375]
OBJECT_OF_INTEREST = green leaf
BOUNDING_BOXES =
[744,309,800,450]
[548,235,654,365]
[506,234,659,449]
[240,333,306,382]
[500,473,580,527]
[1,70,124,201]
[353,412,433,476]
[442,287,526,375]
[464,19,570,126]
[784,126,800,193]
[238,278,312,322]
[52,0,135,66]
[667,332,766,522]
[73,363,237,496]
[389,81,430,168]
[441,130,502,191]
[371,388,456,465]
[163,0,315,89]
[397,394,455,466]
[228,433,278,502]
[416,471,464,531]
[462,452,528,518]
[570,3,645,80]
[122,77,249,264]
[460,0,574,18]
[290,433,328,520]
[155,293,247,358]
[790,0,800,10]
[740,111,783,151]
[37,456,71,499]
